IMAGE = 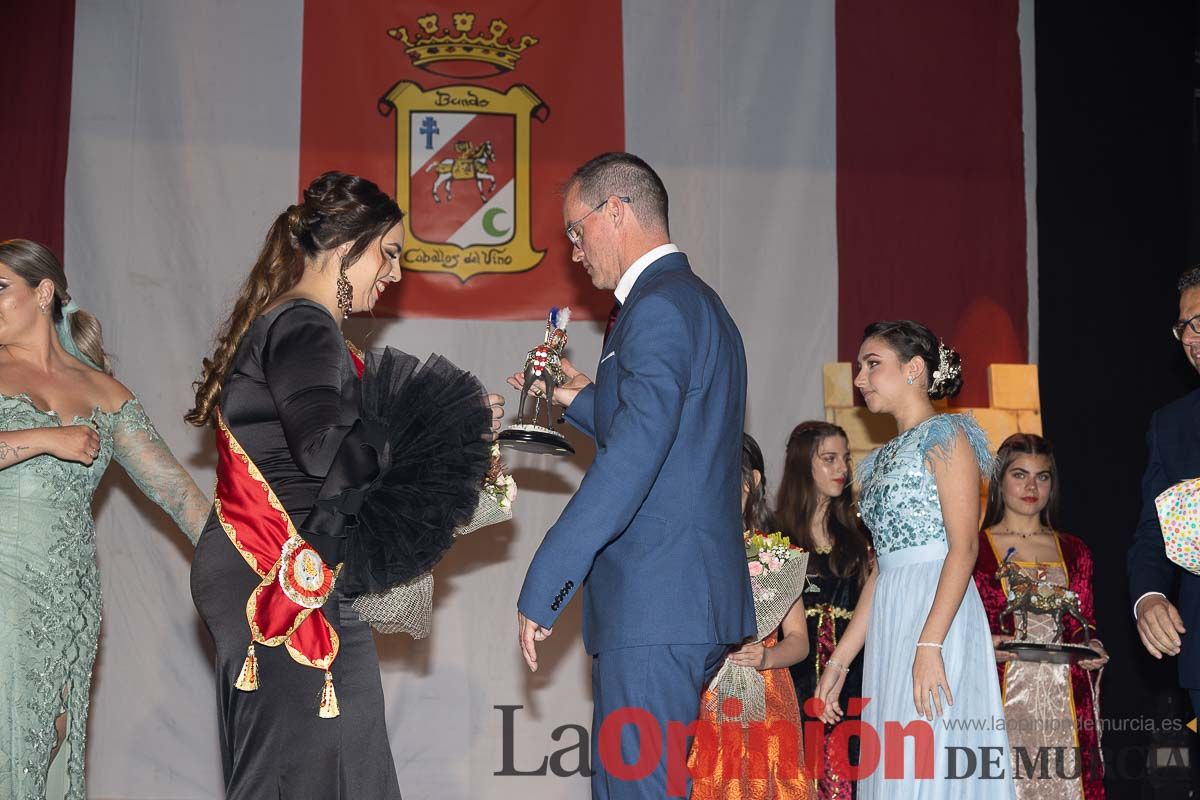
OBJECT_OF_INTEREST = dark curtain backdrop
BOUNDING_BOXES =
[0,0,75,252]
[1036,1,1199,797]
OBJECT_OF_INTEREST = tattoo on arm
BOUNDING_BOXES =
[0,440,30,462]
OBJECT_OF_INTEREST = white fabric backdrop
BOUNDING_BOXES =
[64,2,837,797]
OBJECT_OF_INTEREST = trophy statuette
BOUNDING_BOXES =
[497,307,575,456]
[995,547,1103,664]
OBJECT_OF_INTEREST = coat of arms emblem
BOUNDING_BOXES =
[380,13,547,282]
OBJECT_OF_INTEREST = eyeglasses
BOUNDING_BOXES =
[1173,313,1200,340]
[565,195,631,246]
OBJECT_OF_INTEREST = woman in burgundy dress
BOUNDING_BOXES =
[974,433,1107,800]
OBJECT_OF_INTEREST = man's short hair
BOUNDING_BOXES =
[566,152,669,235]
[1179,265,1200,292]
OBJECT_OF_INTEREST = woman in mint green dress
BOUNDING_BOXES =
[0,239,209,800]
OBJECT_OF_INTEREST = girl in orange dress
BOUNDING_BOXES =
[689,434,813,799]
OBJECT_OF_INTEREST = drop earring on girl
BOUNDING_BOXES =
[336,267,353,318]
[907,376,914,385]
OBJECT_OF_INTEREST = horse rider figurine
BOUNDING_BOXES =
[516,307,571,430]
[996,547,1092,645]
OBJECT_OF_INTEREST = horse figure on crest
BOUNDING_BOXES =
[996,547,1091,644]
[425,140,497,204]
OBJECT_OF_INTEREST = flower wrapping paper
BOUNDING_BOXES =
[1155,477,1200,575]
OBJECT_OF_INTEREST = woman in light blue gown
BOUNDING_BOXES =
[0,240,209,799]
[814,320,1014,799]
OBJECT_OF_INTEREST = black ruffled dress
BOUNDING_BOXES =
[191,299,490,799]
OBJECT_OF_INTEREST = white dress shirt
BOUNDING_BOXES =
[614,243,680,304]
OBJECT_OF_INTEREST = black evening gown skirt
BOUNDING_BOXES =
[191,515,403,800]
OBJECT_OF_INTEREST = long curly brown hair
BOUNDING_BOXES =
[772,421,871,585]
[186,172,402,427]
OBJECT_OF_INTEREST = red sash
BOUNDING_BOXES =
[211,342,366,718]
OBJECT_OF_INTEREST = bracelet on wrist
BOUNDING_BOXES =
[826,659,849,673]
[915,641,943,649]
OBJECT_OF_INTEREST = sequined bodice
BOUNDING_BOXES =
[856,414,992,557]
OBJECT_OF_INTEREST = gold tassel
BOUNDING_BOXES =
[234,644,259,691]
[318,670,340,718]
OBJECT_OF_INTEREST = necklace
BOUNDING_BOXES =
[989,527,1053,540]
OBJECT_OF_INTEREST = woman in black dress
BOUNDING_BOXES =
[774,421,872,800]
[186,172,501,799]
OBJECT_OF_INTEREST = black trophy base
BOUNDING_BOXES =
[498,425,575,456]
[999,640,1103,664]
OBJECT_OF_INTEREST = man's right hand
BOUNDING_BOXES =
[517,611,553,672]
[1136,594,1186,658]
[506,357,593,409]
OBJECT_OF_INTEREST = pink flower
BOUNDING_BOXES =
[758,552,771,564]
[748,561,765,577]
[768,556,782,572]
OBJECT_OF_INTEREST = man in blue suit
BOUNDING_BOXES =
[1129,265,1200,716]
[513,153,755,798]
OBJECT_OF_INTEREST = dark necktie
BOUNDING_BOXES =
[603,301,621,347]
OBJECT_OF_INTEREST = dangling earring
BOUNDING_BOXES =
[907,375,914,385]
[336,266,353,318]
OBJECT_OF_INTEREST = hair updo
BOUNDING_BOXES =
[186,171,402,426]
[862,320,963,400]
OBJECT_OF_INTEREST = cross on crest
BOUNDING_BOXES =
[419,116,440,150]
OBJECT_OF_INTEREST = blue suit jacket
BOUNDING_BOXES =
[1128,387,1200,689]
[517,252,756,655]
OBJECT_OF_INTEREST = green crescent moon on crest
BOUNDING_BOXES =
[482,207,510,237]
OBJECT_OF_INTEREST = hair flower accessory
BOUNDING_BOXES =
[930,340,961,395]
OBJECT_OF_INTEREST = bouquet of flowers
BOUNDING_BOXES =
[1156,477,1200,575]
[351,445,516,636]
[455,443,517,536]
[704,531,809,724]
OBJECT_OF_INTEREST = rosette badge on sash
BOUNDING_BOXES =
[704,531,809,723]
[212,409,343,717]
[1155,477,1200,575]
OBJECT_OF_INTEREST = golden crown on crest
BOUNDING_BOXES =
[387,13,539,77]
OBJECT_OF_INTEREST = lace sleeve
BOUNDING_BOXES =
[112,398,211,545]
